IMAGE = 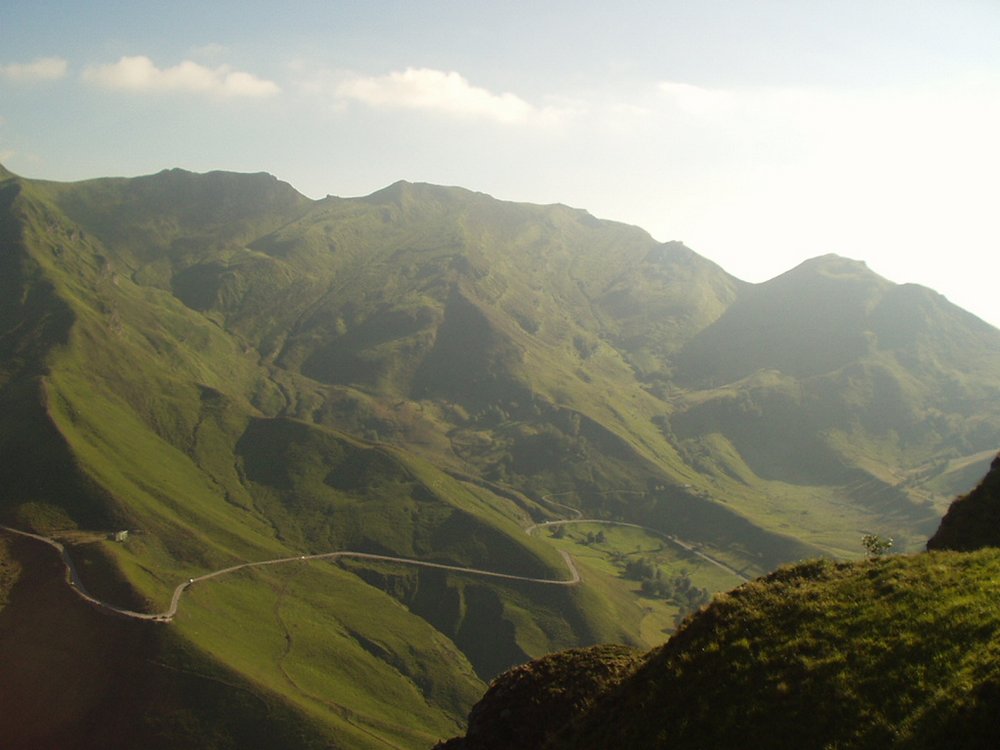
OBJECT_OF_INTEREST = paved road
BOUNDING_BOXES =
[3,494,742,626]
[525,518,750,582]
[1,524,580,623]
[539,492,584,520]
[0,524,168,621]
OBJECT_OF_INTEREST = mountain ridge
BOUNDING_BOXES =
[1,165,998,749]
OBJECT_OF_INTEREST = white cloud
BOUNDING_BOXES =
[335,67,556,124]
[82,56,280,98]
[0,57,68,82]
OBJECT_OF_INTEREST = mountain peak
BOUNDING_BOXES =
[364,179,472,203]
[776,253,880,283]
[120,167,309,217]
[144,166,298,192]
[805,252,865,266]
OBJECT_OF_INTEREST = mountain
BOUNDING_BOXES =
[670,254,1000,530]
[1,165,999,748]
[439,461,1000,749]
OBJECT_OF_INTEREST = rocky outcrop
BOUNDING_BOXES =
[927,453,1000,551]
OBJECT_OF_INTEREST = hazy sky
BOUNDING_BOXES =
[3,1,999,327]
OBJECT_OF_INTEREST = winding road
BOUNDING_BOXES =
[0,523,579,623]
[2,488,746,624]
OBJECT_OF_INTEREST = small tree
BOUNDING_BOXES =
[862,533,893,558]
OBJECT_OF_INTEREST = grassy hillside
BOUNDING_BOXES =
[0,534,336,750]
[0,167,692,747]
[564,551,1000,749]
[443,549,1000,750]
[1,165,998,747]
[443,465,1000,749]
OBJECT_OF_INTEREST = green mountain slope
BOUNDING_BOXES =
[0,169,619,748]
[668,254,1000,551]
[443,550,1000,750]
[1,165,998,748]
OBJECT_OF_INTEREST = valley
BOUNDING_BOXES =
[1,164,999,748]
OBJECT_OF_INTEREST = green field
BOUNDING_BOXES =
[538,521,746,645]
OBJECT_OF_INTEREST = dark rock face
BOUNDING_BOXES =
[927,453,1000,551]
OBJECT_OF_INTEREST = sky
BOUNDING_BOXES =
[3,1,1000,327]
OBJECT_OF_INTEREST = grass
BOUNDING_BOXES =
[442,643,645,750]
[0,530,337,750]
[174,559,487,746]
[553,549,1000,750]
[543,522,746,645]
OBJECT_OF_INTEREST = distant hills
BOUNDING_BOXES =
[1,165,998,748]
